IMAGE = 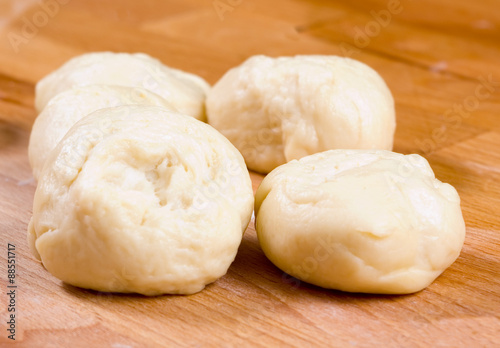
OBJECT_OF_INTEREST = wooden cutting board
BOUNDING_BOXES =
[1,0,499,346]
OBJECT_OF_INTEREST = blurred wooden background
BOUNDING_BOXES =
[0,0,499,346]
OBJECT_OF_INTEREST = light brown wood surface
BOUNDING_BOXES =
[1,0,499,346]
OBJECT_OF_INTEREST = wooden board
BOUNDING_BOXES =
[1,0,499,346]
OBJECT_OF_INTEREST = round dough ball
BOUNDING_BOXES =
[255,150,465,294]
[35,52,210,121]
[28,105,254,295]
[206,55,396,173]
[29,84,176,180]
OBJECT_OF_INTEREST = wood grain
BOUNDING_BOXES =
[0,0,499,346]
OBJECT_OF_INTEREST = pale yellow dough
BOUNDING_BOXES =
[255,149,465,294]
[28,105,254,295]
[29,84,175,180]
[206,55,396,173]
[35,52,210,121]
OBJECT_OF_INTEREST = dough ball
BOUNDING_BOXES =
[206,55,396,173]
[28,105,254,295]
[29,84,175,180]
[254,150,465,294]
[35,52,210,121]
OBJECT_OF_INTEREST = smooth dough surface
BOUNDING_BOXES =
[255,149,465,294]
[29,84,175,180]
[28,105,254,295]
[35,52,210,121]
[207,55,396,173]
